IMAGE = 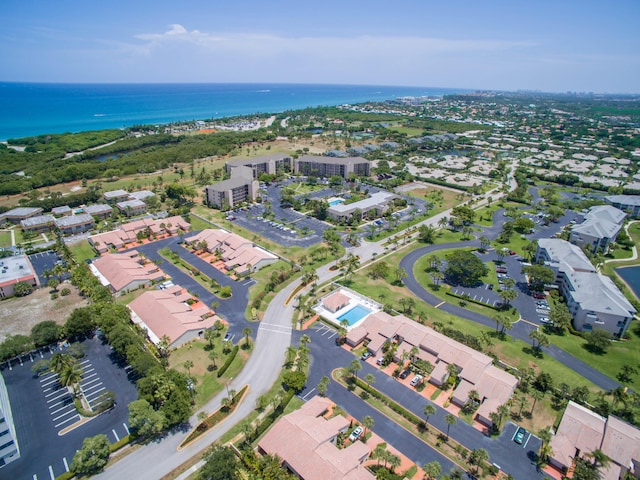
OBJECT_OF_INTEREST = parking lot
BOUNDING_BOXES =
[28,250,71,284]
[1,335,137,479]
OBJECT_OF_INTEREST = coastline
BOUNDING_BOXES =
[0,82,469,141]
[614,264,640,301]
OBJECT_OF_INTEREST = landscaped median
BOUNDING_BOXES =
[332,368,498,478]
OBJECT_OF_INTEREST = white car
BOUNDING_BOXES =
[348,426,363,442]
[410,374,423,387]
[539,317,552,324]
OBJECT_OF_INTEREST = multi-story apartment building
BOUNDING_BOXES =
[294,155,370,179]
[225,153,292,179]
[205,166,258,209]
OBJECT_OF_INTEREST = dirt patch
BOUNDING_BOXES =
[0,286,88,342]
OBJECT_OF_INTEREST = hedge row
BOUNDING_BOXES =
[217,345,239,378]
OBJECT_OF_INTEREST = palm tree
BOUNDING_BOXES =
[424,404,437,428]
[59,362,84,397]
[423,461,442,480]
[364,373,375,388]
[300,334,311,347]
[530,389,545,414]
[444,413,457,440]
[242,327,253,347]
[50,352,75,374]
[208,351,218,369]
[349,359,362,379]
[361,415,374,436]
[183,360,194,377]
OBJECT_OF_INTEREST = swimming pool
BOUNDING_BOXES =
[328,198,345,207]
[337,304,372,326]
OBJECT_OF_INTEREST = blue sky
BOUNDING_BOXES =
[1,0,639,93]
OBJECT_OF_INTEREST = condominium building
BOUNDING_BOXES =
[225,153,292,178]
[535,239,636,337]
[294,155,370,179]
[569,205,626,252]
[605,194,640,218]
[327,191,397,222]
[205,166,258,209]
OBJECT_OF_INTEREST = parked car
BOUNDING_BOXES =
[514,427,527,444]
[487,284,494,290]
[361,351,372,361]
[509,250,517,255]
[349,426,364,442]
[223,332,231,342]
[532,292,546,299]
[399,369,411,379]
[376,356,384,366]
[539,317,552,324]
[410,374,423,387]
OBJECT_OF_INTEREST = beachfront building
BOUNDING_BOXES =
[346,310,518,427]
[89,250,165,295]
[225,153,292,178]
[327,191,397,222]
[605,194,640,218]
[53,213,95,235]
[0,255,39,298]
[549,401,640,479]
[258,395,375,480]
[569,205,626,252]
[88,215,190,253]
[294,155,370,179]
[83,204,114,220]
[185,229,278,275]
[535,239,636,336]
[0,207,43,225]
[128,285,220,348]
[205,166,258,209]
[116,199,147,217]
[20,214,54,233]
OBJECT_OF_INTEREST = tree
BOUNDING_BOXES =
[393,266,407,285]
[418,225,436,244]
[208,350,218,369]
[282,370,306,392]
[479,236,491,251]
[361,415,374,436]
[498,288,518,307]
[451,205,475,225]
[199,444,239,480]
[423,461,442,480]
[364,373,376,387]
[48,278,61,292]
[183,360,194,377]
[522,265,556,292]
[469,448,489,475]
[549,302,572,332]
[242,327,253,347]
[444,413,457,440]
[70,434,111,475]
[585,329,612,354]
[493,312,513,335]
[30,320,61,347]
[617,364,638,384]
[529,329,550,353]
[204,329,216,349]
[530,389,545,414]
[444,250,488,286]
[59,361,84,396]
[317,376,330,396]
[128,399,166,439]
[424,403,437,427]
[49,352,75,374]
[13,281,33,297]
[370,261,389,280]
[348,359,362,379]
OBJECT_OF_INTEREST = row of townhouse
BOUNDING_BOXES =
[535,238,636,337]
[205,154,370,209]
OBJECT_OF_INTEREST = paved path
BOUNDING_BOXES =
[604,220,639,264]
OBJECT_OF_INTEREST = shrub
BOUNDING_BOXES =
[217,345,239,378]
[51,293,59,300]
[60,288,71,296]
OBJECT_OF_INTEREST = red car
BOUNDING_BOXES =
[532,292,546,299]
[509,250,516,255]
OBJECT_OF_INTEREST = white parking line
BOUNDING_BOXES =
[53,409,77,422]
[41,376,59,386]
[112,429,120,442]
[50,404,74,415]
[522,433,532,449]
[82,377,100,387]
[47,391,69,402]
[82,372,98,381]
[85,386,106,398]
[55,415,79,428]
[124,423,130,435]
[63,457,69,472]
[48,465,54,480]
[301,388,316,400]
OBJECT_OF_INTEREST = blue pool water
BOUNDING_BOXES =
[337,305,372,326]
[329,198,345,207]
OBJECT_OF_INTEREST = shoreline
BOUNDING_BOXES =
[613,264,640,302]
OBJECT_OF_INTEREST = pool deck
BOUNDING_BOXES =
[314,287,382,330]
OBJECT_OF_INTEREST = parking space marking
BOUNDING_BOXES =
[124,423,130,435]
[63,457,69,472]
[82,377,100,387]
[522,432,532,449]
[53,409,77,422]
[48,465,54,480]
[47,391,69,402]
[55,414,79,428]
[112,429,120,442]
[300,388,316,400]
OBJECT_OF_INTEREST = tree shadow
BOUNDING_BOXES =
[582,344,606,355]
[522,346,544,359]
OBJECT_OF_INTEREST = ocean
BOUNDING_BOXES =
[615,266,640,300]
[0,83,469,141]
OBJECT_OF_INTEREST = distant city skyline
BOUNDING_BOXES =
[1,0,639,93]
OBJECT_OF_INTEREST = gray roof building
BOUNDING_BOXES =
[128,190,156,201]
[569,205,625,252]
[20,214,54,231]
[605,194,640,218]
[0,207,43,224]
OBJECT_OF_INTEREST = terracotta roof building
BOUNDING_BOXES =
[0,255,39,298]
[347,310,518,427]
[185,229,277,275]
[128,285,220,347]
[89,250,165,294]
[258,396,375,480]
[549,401,640,479]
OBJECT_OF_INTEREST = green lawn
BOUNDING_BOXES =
[0,230,12,248]
[69,240,98,263]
